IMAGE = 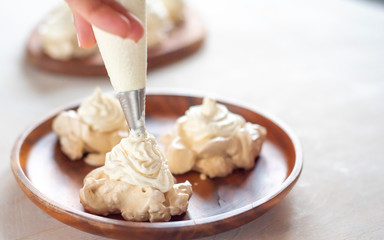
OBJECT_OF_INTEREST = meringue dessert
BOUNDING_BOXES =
[80,131,192,222]
[39,0,185,60]
[161,97,267,178]
[52,88,128,166]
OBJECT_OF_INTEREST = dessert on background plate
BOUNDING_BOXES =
[26,0,205,76]
[39,4,98,61]
[162,0,185,24]
[39,0,185,61]
[161,97,267,178]
[53,88,128,166]
[80,131,192,222]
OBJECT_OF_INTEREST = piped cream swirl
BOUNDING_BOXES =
[53,88,128,166]
[78,88,126,132]
[105,131,174,192]
[181,97,245,144]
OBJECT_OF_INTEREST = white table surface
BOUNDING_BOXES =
[1,0,384,239]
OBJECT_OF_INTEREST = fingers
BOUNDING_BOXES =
[121,12,144,42]
[66,0,144,43]
[66,0,131,38]
[73,13,96,48]
[104,0,144,42]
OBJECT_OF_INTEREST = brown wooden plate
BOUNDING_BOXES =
[11,92,303,240]
[26,8,205,76]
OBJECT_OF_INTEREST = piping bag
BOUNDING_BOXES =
[93,0,147,133]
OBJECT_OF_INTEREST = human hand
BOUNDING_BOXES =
[66,0,144,48]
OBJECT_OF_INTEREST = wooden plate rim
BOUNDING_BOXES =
[10,90,303,231]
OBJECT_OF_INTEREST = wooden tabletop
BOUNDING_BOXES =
[1,0,384,239]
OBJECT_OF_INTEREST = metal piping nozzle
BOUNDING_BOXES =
[117,88,146,133]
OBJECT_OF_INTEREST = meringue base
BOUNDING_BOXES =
[80,167,192,222]
[162,122,267,178]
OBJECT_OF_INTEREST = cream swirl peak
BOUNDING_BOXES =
[77,88,126,133]
[181,97,245,144]
[104,131,174,193]
[53,88,128,166]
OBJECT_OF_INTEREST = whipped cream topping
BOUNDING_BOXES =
[78,88,126,132]
[53,88,128,166]
[181,97,245,144]
[39,4,97,60]
[105,131,174,192]
[161,97,267,177]
[80,167,192,222]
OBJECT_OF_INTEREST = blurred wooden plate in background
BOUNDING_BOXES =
[26,8,205,76]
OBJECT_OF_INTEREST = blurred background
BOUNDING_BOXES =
[1,0,384,239]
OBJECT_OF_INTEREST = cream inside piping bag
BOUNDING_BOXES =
[93,0,147,92]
